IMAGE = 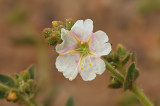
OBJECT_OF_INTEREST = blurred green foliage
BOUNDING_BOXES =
[66,97,74,106]
[138,0,160,15]
[12,36,36,46]
[5,6,27,25]
[0,65,37,102]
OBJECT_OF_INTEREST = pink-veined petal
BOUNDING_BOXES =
[80,56,106,81]
[56,28,77,53]
[89,30,112,56]
[71,19,93,42]
[55,54,80,80]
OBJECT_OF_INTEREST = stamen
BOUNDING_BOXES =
[70,50,74,53]
[59,52,63,55]
[81,41,84,45]
[69,77,73,81]
[89,62,92,66]
[88,56,92,66]
[81,67,83,70]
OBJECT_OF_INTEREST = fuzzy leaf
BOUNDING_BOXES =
[28,65,35,79]
[122,54,130,65]
[14,74,19,79]
[132,53,137,63]
[124,63,139,91]
[66,97,74,106]
[109,76,122,89]
[113,53,119,63]
[0,74,15,88]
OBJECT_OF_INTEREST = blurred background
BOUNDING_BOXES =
[0,0,160,106]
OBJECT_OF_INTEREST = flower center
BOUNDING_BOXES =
[76,42,89,56]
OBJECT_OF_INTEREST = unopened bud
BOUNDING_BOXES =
[52,21,58,27]
[116,44,126,56]
[65,18,75,30]
[46,37,58,46]
[51,31,60,38]
[52,21,63,28]
[7,92,18,101]
[20,70,29,81]
[43,28,52,38]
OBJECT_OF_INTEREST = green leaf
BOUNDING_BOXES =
[113,53,119,63]
[122,54,130,65]
[14,74,19,79]
[0,90,5,99]
[124,63,139,91]
[0,74,15,88]
[28,65,35,79]
[131,53,137,64]
[109,76,122,89]
[66,97,74,106]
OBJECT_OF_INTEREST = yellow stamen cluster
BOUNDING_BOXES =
[81,41,84,45]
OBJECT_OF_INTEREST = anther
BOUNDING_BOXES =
[81,42,84,45]
[81,67,83,70]
[89,62,92,66]
[70,50,74,53]
[59,52,63,55]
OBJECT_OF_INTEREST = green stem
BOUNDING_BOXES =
[19,95,34,106]
[102,58,154,106]
[0,83,10,91]
[131,86,154,106]
[102,58,124,82]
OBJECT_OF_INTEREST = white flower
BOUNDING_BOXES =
[55,19,112,81]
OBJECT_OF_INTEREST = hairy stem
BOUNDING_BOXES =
[101,58,124,82]
[131,86,153,106]
[102,58,154,106]
[19,95,34,106]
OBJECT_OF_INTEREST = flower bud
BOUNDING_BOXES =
[42,28,52,38]
[52,21,63,28]
[116,44,126,56]
[20,70,29,81]
[19,80,30,92]
[46,37,57,46]
[52,21,58,27]
[7,92,18,102]
[51,31,60,38]
[65,18,75,30]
